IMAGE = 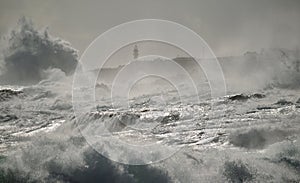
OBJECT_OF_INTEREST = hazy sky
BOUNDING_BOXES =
[1,0,300,57]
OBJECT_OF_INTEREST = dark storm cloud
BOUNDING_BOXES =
[0,0,300,56]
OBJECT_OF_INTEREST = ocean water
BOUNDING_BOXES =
[0,82,299,182]
[0,18,300,182]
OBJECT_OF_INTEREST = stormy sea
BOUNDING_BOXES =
[0,18,300,183]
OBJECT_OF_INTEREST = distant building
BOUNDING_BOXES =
[173,57,195,67]
[133,45,139,59]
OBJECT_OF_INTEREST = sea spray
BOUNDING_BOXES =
[0,17,78,85]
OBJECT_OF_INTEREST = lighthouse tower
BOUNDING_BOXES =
[133,45,139,59]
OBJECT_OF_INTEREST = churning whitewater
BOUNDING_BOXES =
[0,18,300,183]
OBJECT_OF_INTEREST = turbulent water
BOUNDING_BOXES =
[0,82,300,182]
[0,18,300,183]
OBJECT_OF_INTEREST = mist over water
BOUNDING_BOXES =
[1,17,299,92]
[0,17,299,182]
[220,49,300,93]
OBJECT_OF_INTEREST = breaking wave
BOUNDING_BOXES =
[0,130,172,183]
[220,49,300,92]
[0,17,78,85]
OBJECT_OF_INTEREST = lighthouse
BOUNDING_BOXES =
[133,45,139,59]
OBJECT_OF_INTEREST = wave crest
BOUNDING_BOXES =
[0,17,78,85]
